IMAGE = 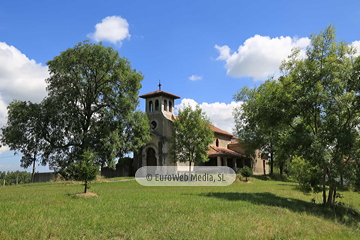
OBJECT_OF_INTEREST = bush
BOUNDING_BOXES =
[291,156,322,193]
[240,166,253,181]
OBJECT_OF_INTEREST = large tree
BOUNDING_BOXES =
[279,25,360,207]
[169,105,214,172]
[233,79,293,175]
[235,25,360,207]
[1,41,151,178]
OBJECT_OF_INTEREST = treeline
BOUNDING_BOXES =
[0,171,31,186]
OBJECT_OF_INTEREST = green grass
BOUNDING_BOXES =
[1,176,360,239]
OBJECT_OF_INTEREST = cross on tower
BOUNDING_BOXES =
[158,80,162,91]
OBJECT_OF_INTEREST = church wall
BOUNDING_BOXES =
[228,144,246,155]
[212,133,232,148]
[162,118,175,165]
[252,149,268,175]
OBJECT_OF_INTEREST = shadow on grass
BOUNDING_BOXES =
[197,192,360,227]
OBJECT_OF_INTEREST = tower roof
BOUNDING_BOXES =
[139,90,180,99]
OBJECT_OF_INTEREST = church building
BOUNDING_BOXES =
[133,88,268,175]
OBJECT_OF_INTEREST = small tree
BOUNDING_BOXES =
[240,166,253,181]
[169,105,214,174]
[75,150,99,193]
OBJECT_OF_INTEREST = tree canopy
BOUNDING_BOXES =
[169,105,214,171]
[234,25,360,207]
[234,79,291,175]
[0,100,45,182]
[1,41,151,179]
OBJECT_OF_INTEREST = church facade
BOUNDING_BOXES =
[133,89,268,175]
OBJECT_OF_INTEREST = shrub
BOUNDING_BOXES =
[240,166,253,181]
[291,156,322,193]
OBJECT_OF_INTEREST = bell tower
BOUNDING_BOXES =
[139,84,180,136]
[136,84,180,168]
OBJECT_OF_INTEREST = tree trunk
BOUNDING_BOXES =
[84,180,87,193]
[326,185,335,207]
[279,164,283,176]
[263,160,266,175]
[322,164,327,206]
[188,161,192,181]
[270,151,274,175]
[31,159,36,183]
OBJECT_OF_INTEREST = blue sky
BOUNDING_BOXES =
[1,0,360,172]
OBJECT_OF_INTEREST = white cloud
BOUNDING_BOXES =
[351,40,360,56]
[87,16,131,46]
[0,42,48,151]
[0,95,9,154]
[0,95,7,127]
[0,146,9,155]
[215,35,310,81]
[175,98,243,134]
[0,42,48,104]
[188,75,203,81]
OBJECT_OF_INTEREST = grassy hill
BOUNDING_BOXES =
[0,176,359,239]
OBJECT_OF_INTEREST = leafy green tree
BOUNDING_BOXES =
[240,166,253,181]
[0,101,45,182]
[75,150,99,193]
[1,41,151,178]
[278,25,360,206]
[236,25,360,207]
[169,105,214,173]
[233,80,293,175]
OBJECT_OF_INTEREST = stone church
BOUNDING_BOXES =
[133,88,268,175]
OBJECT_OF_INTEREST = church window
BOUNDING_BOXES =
[155,100,159,111]
[169,101,172,112]
[164,100,167,111]
[149,101,153,112]
[216,138,219,147]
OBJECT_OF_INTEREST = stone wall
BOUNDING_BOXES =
[34,172,57,183]
[101,158,134,178]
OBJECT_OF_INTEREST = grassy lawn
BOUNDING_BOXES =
[1,176,360,239]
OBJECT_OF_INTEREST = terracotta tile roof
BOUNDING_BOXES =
[207,146,246,158]
[210,125,233,137]
[167,119,234,138]
[139,90,180,99]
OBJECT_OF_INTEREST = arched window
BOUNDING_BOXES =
[216,138,219,147]
[155,100,159,111]
[169,101,172,112]
[149,101,153,112]
[164,100,167,111]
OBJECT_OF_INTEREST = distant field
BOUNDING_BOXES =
[1,176,360,239]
